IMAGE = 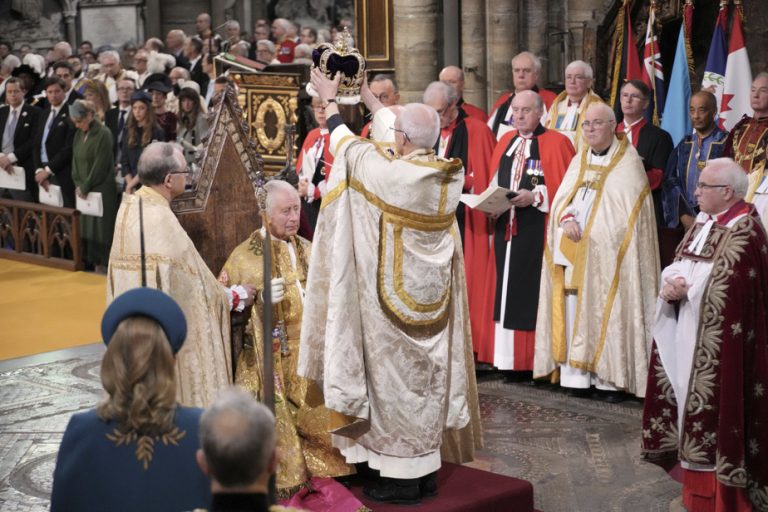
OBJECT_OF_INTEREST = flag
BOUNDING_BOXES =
[610,0,643,118]
[701,3,728,114]
[720,4,753,131]
[642,2,665,125]
[661,21,692,147]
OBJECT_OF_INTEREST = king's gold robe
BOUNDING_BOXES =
[534,136,659,396]
[107,187,231,407]
[299,113,481,478]
[219,230,352,493]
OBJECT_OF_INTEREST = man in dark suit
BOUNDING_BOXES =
[36,61,83,111]
[165,29,190,70]
[185,37,209,95]
[33,77,77,207]
[105,77,135,162]
[0,77,41,202]
[616,80,673,227]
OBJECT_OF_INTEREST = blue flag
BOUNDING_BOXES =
[661,24,692,147]
[702,6,728,118]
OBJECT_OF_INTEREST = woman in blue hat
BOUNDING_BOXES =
[50,288,212,511]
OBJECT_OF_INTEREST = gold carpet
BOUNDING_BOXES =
[0,260,106,360]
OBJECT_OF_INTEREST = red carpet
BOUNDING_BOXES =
[348,463,535,511]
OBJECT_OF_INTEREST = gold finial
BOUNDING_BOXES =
[334,27,353,55]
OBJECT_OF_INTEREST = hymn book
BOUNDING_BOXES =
[0,166,25,190]
[460,185,515,216]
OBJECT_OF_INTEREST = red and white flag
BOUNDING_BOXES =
[720,7,753,131]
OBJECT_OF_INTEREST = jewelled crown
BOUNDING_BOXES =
[308,28,366,105]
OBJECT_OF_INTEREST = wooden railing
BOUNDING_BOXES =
[0,199,84,271]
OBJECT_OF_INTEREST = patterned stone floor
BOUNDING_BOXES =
[0,346,680,511]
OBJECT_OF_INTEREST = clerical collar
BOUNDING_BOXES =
[567,97,583,107]
[519,124,546,139]
[712,200,749,225]
[591,146,610,157]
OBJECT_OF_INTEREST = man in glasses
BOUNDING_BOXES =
[108,141,256,408]
[544,60,604,152]
[536,102,659,403]
[300,69,478,504]
[360,74,400,139]
[642,158,768,512]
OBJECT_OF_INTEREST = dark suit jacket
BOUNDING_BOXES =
[105,106,130,158]
[189,58,210,97]
[172,50,190,70]
[636,123,674,228]
[0,103,42,194]
[33,105,77,207]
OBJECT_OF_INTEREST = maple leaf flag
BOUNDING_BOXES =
[720,7,753,131]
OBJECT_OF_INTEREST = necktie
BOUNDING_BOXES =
[40,109,56,164]
[117,109,127,146]
[2,109,18,154]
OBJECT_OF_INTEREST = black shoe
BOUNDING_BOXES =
[503,370,533,383]
[363,477,421,505]
[594,390,627,403]
[419,471,438,498]
[565,387,591,398]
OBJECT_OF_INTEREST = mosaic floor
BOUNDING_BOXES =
[0,346,680,511]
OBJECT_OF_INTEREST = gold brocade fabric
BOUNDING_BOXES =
[220,231,353,492]
[545,90,605,153]
[534,138,660,397]
[107,187,232,408]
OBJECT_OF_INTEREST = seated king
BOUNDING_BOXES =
[218,179,353,496]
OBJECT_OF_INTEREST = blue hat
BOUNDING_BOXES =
[101,288,187,353]
[130,90,152,105]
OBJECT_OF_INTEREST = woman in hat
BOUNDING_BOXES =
[176,86,208,171]
[70,99,118,273]
[121,90,164,193]
[145,73,177,142]
[80,78,111,121]
[50,288,212,512]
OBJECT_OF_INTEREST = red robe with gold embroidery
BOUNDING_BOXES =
[723,114,768,173]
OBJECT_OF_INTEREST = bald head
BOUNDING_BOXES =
[583,103,617,152]
[439,65,464,97]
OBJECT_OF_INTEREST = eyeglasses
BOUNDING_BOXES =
[169,170,191,182]
[581,119,613,129]
[389,127,411,144]
[696,182,729,190]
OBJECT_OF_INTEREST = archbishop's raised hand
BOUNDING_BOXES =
[310,67,341,102]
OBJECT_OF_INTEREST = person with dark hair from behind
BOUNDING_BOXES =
[50,288,212,511]
[195,388,296,512]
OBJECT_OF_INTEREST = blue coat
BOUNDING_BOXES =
[51,407,211,512]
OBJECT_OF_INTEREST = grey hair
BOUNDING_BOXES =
[705,158,749,198]
[566,60,594,80]
[199,387,276,487]
[294,43,312,59]
[273,18,292,32]
[54,41,73,58]
[755,72,768,82]
[439,65,464,82]
[586,102,616,122]
[256,39,275,54]
[371,74,398,93]
[264,179,299,215]
[397,103,440,150]
[512,51,542,73]
[225,20,240,31]
[424,80,458,106]
[99,50,120,65]
[170,66,191,80]
[138,141,185,185]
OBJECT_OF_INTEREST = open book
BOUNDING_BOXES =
[460,185,515,216]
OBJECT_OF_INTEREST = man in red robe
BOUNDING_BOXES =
[481,90,574,375]
[298,97,332,231]
[439,65,488,123]
[723,74,768,174]
[487,51,557,140]
[423,80,496,361]
[642,158,768,512]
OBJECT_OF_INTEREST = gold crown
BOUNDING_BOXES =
[310,28,366,104]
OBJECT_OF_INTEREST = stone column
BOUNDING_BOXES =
[62,0,79,47]
[486,0,519,105]
[461,0,487,111]
[393,0,440,103]
[567,0,602,64]
[522,0,549,84]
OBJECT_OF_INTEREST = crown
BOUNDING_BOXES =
[308,28,366,105]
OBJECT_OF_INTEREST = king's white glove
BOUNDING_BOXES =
[261,277,286,304]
